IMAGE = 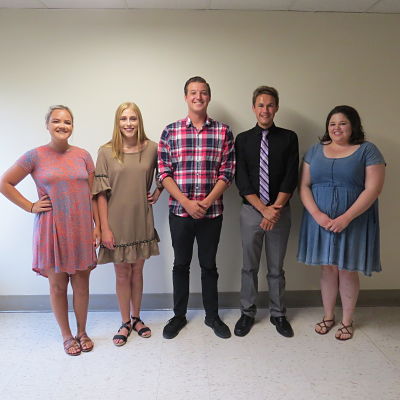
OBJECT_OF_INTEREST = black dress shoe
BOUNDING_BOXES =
[270,316,294,338]
[163,316,187,339]
[234,314,255,337]
[205,316,231,339]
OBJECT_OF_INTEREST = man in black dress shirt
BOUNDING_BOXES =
[234,86,299,337]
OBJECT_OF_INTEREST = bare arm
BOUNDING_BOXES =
[198,180,229,211]
[327,164,385,233]
[148,155,164,205]
[161,176,206,219]
[245,192,292,231]
[244,194,275,231]
[147,187,162,204]
[88,172,100,248]
[97,192,115,249]
[299,162,332,229]
[0,164,52,213]
[273,192,292,208]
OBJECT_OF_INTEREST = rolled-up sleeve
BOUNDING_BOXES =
[157,128,173,183]
[217,128,236,185]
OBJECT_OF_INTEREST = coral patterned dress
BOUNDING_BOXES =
[17,145,97,277]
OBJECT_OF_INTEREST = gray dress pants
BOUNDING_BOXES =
[240,204,291,318]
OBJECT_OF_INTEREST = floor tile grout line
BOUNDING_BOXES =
[155,336,165,400]
[360,327,400,372]
[203,329,211,400]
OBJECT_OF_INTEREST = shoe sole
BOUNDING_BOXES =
[234,330,250,337]
[234,324,253,337]
[234,317,255,337]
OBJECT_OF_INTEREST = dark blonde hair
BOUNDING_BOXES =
[103,102,148,163]
[45,105,73,125]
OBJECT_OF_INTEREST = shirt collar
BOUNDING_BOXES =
[186,116,212,128]
[255,123,276,135]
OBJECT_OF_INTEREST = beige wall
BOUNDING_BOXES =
[0,9,398,295]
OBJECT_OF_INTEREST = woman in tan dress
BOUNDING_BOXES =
[93,102,162,346]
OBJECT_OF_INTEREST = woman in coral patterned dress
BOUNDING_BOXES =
[0,105,99,356]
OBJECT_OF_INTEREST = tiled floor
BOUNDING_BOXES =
[0,307,399,400]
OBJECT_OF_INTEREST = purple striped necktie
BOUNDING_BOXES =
[259,129,270,205]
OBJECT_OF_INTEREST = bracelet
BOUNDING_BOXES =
[30,202,35,213]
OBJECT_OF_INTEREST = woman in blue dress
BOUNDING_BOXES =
[297,105,385,340]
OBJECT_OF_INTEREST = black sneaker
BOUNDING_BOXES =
[205,316,231,339]
[163,316,187,339]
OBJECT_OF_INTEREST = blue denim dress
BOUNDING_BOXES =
[297,142,385,276]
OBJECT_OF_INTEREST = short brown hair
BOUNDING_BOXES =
[252,86,279,107]
[184,76,211,97]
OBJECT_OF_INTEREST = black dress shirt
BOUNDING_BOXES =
[235,123,299,205]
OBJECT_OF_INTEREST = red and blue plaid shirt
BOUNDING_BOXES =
[158,116,235,218]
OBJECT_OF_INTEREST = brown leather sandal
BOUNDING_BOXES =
[335,322,353,341]
[76,333,94,352]
[315,317,335,335]
[63,337,81,356]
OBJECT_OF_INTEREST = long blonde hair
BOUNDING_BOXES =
[103,102,148,162]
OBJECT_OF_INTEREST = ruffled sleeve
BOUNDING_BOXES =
[93,147,112,195]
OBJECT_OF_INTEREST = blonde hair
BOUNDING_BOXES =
[45,105,74,125]
[104,102,148,162]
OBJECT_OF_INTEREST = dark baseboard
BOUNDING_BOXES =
[0,290,399,312]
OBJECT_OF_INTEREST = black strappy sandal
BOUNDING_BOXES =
[113,320,132,347]
[131,316,151,338]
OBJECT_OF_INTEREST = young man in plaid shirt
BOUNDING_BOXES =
[158,76,235,339]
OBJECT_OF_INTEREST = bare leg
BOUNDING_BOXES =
[47,270,79,355]
[130,259,150,337]
[70,269,93,350]
[336,270,359,339]
[131,259,145,317]
[114,263,133,344]
[315,265,338,333]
